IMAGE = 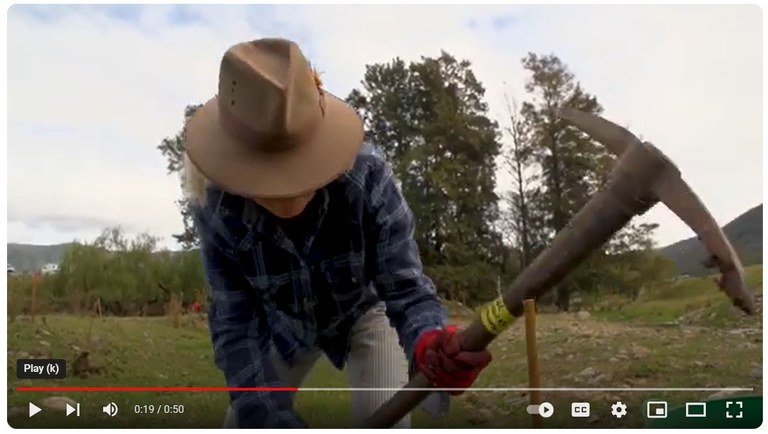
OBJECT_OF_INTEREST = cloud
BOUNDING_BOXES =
[6,211,128,246]
[9,214,121,233]
[6,4,762,250]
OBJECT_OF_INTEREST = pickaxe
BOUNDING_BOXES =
[361,108,757,428]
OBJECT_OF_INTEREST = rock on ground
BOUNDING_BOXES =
[8,407,26,418]
[41,396,77,411]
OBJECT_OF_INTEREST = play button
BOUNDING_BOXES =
[29,402,41,418]
[539,402,554,418]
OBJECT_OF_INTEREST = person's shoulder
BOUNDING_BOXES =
[190,184,246,246]
[190,184,226,221]
[340,145,393,198]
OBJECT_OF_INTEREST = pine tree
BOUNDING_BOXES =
[157,104,202,250]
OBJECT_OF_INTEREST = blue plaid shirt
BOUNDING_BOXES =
[193,152,448,428]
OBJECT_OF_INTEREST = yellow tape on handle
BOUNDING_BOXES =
[479,297,516,335]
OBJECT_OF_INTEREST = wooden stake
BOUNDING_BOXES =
[524,299,543,428]
[170,293,182,329]
[30,273,40,323]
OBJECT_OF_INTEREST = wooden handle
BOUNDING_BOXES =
[524,299,542,428]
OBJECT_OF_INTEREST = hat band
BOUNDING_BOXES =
[218,100,323,153]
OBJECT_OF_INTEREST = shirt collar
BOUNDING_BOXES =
[235,188,330,255]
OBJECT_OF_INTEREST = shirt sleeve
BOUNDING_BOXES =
[365,158,448,361]
[197,210,307,428]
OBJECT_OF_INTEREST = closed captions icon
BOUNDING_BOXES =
[571,402,590,418]
[102,402,119,417]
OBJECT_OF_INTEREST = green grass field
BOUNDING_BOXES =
[7,266,763,428]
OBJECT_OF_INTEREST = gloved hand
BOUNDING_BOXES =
[414,325,492,395]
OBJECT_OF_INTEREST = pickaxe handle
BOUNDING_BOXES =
[362,140,672,428]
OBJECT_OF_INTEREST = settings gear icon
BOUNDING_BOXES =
[611,401,628,418]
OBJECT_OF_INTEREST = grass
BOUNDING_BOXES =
[592,265,763,326]
[6,266,763,428]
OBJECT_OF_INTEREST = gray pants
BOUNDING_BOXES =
[223,303,411,428]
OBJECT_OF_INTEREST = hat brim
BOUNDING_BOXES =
[184,92,364,199]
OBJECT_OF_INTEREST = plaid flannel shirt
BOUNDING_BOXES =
[193,152,448,428]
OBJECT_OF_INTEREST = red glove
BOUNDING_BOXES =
[414,325,492,395]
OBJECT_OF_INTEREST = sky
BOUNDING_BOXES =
[6,4,763,251]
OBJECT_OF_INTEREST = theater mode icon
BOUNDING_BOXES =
[685,402,706,418]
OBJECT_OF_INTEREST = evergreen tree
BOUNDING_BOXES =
[157,104,202,250]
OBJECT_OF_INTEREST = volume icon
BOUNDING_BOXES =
[102,402,118,417]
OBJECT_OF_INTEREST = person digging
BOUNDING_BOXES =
[184,37,492,428]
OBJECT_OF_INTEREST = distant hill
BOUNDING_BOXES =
[659,204,762,276]
[7,242,190,273]
[7,243,73,273]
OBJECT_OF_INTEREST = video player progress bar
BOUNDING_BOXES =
[16,387,754,392]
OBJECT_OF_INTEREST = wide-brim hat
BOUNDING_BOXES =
[184,38,364,199]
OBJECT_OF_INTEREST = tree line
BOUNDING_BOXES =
[23,49,676,316]
[339,51,674,308]
[8,227,206,317]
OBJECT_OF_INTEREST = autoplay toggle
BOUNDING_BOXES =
[527,402,554,418]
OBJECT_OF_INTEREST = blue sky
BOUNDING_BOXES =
[6,4,763,250]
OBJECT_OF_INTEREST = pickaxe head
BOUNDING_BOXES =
[558,107,641,157]
[558,107,756,315]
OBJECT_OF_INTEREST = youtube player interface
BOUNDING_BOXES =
[5,3,764,431]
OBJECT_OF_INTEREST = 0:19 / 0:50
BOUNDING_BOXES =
[133,404,185,415]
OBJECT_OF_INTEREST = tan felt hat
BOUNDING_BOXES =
[185,38,364,199]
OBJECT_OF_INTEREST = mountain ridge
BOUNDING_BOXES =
[658,203,762,276]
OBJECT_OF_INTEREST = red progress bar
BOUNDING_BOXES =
[16,387,298,392]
